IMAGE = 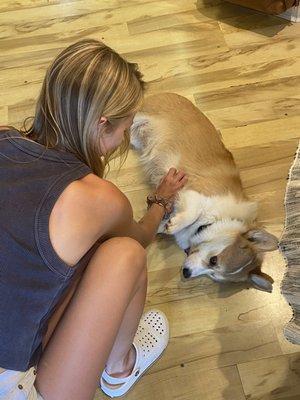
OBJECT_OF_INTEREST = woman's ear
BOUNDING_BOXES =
[99,116,108,126]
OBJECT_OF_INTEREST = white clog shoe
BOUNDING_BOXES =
[100,310,169,398]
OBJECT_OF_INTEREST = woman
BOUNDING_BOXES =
[0,39,187,399]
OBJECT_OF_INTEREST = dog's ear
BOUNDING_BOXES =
[248,273,273,292]
[243,229,278,252]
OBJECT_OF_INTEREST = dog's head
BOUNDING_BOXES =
[181,221,278,292]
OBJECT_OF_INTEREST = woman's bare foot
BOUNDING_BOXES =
[105,344,136,378]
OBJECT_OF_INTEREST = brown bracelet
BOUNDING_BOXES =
[146,193,173,214]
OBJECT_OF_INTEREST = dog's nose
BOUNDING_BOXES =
[182,268,192,279]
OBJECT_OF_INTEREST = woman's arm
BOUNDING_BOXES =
[46,168,187,270]
[102,199,165,248]
[103,168,188,248]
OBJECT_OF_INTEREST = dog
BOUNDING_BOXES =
[130,93,278,292]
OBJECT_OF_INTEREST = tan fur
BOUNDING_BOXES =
[139,93,245,199]
[217,235,261,280]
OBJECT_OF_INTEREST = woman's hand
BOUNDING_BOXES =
[155,168,188,202]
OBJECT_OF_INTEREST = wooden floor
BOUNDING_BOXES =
[1,1,300,399]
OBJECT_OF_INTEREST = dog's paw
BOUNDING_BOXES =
[157,219,168,234]
[166,214,187,234]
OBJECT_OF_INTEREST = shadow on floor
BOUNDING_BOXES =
[196,0,291,37]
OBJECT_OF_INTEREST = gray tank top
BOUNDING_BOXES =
[0,129,101,371]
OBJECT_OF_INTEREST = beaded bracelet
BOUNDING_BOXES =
[146,193,173,214]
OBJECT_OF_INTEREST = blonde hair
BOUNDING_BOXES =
[21,39,145,177]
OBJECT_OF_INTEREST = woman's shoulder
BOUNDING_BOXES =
[49,173,132,266]
[79,173,130,209]
[61,173,132,228]
[0,125,15,132]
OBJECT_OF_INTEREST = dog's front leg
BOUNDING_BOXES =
[165,189,205,234]
[156,192,187,234]
[166,211,196,234]
[157,215,172,234]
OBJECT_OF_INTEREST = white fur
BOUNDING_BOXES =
[167,189,257,234]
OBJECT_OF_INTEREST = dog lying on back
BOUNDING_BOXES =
[130,93,278,292]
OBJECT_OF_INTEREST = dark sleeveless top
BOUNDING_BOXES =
[0,129,101,371]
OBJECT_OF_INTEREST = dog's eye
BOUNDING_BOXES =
[197,225,205,234]
[209,256,218,266]
[196,223,212,234]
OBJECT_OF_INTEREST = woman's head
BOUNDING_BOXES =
[23,39,145,176]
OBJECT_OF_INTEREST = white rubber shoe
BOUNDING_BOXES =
[100,310,169,398]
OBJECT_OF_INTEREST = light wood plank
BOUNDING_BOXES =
[205,98,300,129]
[0,106,8,126]
[220,116,300,149]
[194,76,300,111]
[238,353,300,400]
[223,19,300,48]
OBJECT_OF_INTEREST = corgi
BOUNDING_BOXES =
[130,93,278,292]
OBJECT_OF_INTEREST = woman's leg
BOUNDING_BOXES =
[35,237,147,400]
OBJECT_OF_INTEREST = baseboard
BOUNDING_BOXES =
[278,5,300,21]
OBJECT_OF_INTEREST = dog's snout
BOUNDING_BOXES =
[182,267,192,279]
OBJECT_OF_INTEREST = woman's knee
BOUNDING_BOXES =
[92,237,147,276]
